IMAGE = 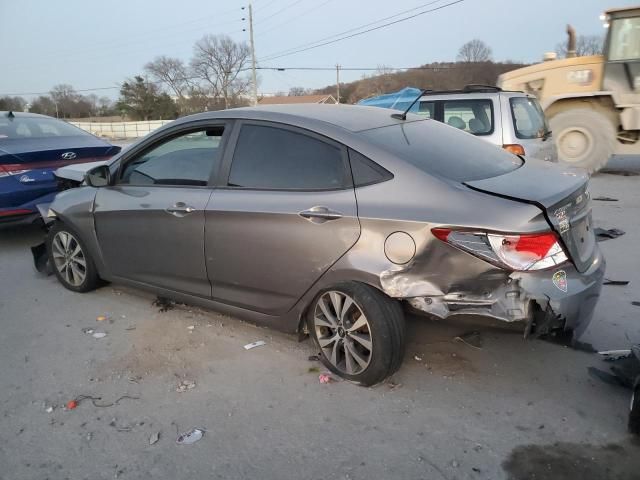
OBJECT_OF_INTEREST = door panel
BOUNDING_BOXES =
[94,187,213,296]
[205,189,359,315]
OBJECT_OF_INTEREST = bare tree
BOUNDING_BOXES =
[457,39,493,62]
[145,56,190,99]
[288,87,308,96]
[555,34,603,58]
[190,35,251,109]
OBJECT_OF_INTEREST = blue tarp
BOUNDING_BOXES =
[357,87,422,113]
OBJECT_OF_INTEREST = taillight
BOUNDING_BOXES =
[503,144,526,156]
[0,164,31,178]
[431,228,568,271]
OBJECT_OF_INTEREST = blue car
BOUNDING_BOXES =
[0,111,120,225]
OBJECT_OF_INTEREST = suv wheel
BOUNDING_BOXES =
[308,282,406,386]
[47,222,100,292]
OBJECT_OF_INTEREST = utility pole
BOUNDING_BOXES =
[248,3,258,106]
[335,64,341,104]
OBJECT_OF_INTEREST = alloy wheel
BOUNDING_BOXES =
[314,291,372,375]
[51,231,87,287]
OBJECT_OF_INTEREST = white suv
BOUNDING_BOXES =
[361,85,558,162]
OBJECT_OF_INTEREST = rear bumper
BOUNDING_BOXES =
[407,248,605,338]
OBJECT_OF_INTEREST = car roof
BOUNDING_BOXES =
[419,90,532,102]
[1,111,56,119]
[174,104,422,133]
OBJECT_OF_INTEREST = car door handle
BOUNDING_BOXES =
[165,202,197,217]
[299,206,343,222]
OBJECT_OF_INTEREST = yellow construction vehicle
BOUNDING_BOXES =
[498,6,640,172]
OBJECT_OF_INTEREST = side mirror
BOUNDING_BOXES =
[85,165,111,187]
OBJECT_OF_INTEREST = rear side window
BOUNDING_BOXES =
[349,150,393,187]
[510,97,549,139]
[418,101,435,118]
[0,117,90,140]
[443,99,493,135]
[120,128,224,186]
[228,124,348,190]
[360,120,521,182]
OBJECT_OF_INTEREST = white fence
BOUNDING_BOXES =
[70,120,172,139]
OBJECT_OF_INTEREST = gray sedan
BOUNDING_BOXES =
[40,104,605,386]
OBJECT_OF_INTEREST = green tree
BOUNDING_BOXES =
[116,76,178,120]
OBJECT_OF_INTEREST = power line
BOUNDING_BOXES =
[260,0,464,62]
[255,0,307,25]
[255,0,335,38]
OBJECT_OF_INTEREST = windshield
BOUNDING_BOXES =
[608,16,640,61]
[509,97,549,140]
[0,116,91,140]
[360,120,522,182]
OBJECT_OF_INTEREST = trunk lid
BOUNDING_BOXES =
[464,159,596,273]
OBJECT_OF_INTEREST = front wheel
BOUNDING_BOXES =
[47,222,100,293]
[308,282,406,386]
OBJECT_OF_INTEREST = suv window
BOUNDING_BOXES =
[443,99,493,135]
[418,101,435,119]
[360,120,521,182]
[120,128,224,186]
[509,97,549,139]
[228,124,347,190]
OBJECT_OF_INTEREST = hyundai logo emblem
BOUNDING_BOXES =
[61,152,77,160]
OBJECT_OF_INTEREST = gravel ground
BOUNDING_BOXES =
[0,172,639,480]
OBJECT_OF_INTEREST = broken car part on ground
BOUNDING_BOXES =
[32,104,604,386]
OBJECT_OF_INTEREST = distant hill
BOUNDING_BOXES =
[314,61,528,104]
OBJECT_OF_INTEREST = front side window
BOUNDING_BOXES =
[228,124,348,190]
[119,127,224,186]
[510,97,549,139]
[443,99,493,135]
[608,16,640,61]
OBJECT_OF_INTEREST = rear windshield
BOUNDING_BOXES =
[509,97,549,139]
[360,120,522,182]
[0,116,90,140]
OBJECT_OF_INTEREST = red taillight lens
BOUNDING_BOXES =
[432,228,568,271]
[0,209,33,217]
[0,164,31,178]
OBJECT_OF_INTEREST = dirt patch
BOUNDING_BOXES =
[502,440,640,480]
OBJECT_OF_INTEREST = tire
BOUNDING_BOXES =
[549,108,616,173]
[47,221,101,293]
[629,384,640,436]
[308,282,406,386]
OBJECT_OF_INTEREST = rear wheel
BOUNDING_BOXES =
[47,222,100,292]
[308,282,406,386]
[549,108,615,173]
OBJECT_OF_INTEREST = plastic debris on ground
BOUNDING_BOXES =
[414,355,423,361]
[603,278,630,286]
[593,196,618,201]
[176,380,196,393]
[594,227,625,241]
[454,330,484,349]
[176,428,205,445]
[319,373,332,384]
[66,400,78,410]
[92,332,107,339]
[96,315,107,322]
[149,432,160,445]
[152,296,175,312]
[44,405,54,413]
[244,340,266,350]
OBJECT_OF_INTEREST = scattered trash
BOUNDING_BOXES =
[603,278,630,286]
[127,376,142,384]
[86,432,93,441]
[308,366,320,373]
[66,400,78,410]
[176,428,205,445]
[187,325,195,331]
[594,227,625,241]
[45,406,54,413]
[454,330,484,349]
[149,432,160,445]
[244,340,266,350]
[387,380,402,390]
[592,196,618,201]
[414,355,423,361]
[153,296,175,312]
[451,460,459,468]
[308,355,320,361]
[588,345,640,435]
[319,373,332,384]
[176,380,196,393]
[92,332,107,339]
[125,326,136,331]
[96,315,107,322]
[81,327,94,335]
[72,394,140,408]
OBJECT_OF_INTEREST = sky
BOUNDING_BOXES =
[0,0,634,101]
